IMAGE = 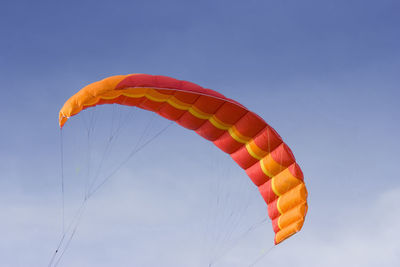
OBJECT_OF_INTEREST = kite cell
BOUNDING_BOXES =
[59,74,308,244]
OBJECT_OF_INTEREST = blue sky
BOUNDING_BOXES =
[1,0,399,266]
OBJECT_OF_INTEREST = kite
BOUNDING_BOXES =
[59,74,308,244]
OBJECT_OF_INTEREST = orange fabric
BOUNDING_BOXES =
[277,183,308,215]
[271,165,303,196]
[275,219,305,244]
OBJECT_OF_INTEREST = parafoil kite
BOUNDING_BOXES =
[59,74,308,244]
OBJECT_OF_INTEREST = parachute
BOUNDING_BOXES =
[59,74,308,244]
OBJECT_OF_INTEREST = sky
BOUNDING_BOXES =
[0,0,399,266]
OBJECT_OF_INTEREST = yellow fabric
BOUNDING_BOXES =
[245,140,268,160]
[260,153,285,177]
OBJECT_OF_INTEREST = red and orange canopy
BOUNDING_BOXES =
[59,74,308,244]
